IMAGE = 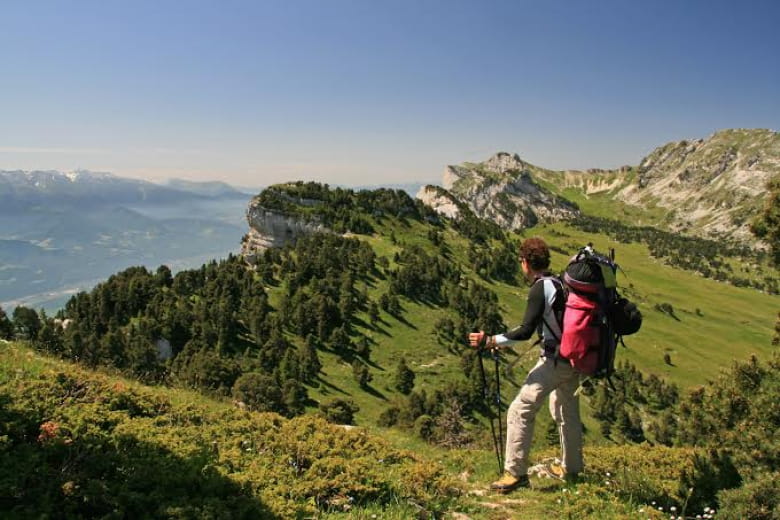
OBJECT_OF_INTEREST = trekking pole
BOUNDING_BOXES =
[475,335,503,476]
[491,348,505,472]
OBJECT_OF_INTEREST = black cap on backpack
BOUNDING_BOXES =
[563,260,603,294]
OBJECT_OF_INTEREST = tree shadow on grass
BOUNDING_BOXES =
[361,384,387,401]
[316,376,350,396]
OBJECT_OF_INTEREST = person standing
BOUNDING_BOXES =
[469,237,582,493]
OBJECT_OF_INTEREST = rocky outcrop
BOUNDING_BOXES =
[430,152,579,230]
[415,186,461,219]
[240,201,328,262]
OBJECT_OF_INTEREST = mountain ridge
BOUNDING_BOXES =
[429,129,779,245]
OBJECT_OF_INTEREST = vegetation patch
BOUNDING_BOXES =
[0,343,459,518]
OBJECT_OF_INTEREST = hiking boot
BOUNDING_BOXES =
[490,472,530,494]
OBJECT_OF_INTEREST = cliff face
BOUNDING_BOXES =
[415,186,461,219]
[240,200,327,262]
[426,152,579,230]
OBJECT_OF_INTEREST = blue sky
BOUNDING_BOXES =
[1,0,778,186]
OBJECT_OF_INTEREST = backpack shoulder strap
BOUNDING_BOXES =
[537,276,564,343]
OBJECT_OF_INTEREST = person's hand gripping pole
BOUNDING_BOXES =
[469,330,497,351]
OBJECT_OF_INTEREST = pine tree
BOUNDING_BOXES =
[299,335,322,381]
[11,306,41,340]
[394,357,415,395]
[282,379,307,417]
[352,360,372,388]
[101,329,127,368]
[233,372,283,413]
[319,398,359,425]
[329,326,352,355]
[155,265,173,288]
[368,301,380,328]
[33,319,64,355]
[0,306,14,339]
[279,348,301,382]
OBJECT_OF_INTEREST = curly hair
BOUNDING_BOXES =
[519,237,550,270]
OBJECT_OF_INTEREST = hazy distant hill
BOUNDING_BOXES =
[0,170,251,310]
[0,169,254,206]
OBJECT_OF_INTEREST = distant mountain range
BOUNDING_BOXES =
[0,170,255,311]
[0,169,253,210]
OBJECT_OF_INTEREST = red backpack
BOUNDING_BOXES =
[554,247,642,378]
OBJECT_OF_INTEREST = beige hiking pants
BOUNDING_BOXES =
[505,356,583,477]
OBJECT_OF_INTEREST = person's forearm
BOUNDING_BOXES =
[492,283,545,345]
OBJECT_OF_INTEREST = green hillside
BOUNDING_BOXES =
[4,339,777,519]
[2,181,778,518]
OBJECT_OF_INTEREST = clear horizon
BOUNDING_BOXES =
[2,0,778,186]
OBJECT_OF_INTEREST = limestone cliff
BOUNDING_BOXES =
[415,185,461,220]
[240,197,328,263]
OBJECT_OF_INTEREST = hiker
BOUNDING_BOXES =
[469,237,583,493]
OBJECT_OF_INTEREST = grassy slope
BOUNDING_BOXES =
[308,217,776,429]
[535,222,776,387]
[0,340,719,520]
[0,340,460,519]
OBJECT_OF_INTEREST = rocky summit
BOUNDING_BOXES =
[419,152,579,230]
